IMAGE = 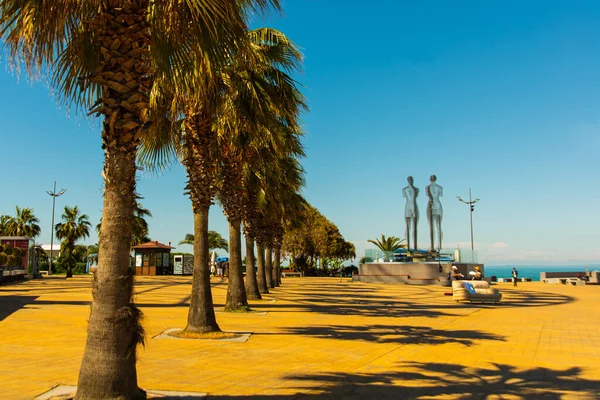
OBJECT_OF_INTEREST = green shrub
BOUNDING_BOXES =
[2,245,12,255]
[12,247,24,258]
[0,253,7,265]
[73,262,87,275]
[52,259,67,274]
[6,254,20,267]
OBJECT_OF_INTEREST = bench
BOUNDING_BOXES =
[540,271,584,283]
[281,270,303,278]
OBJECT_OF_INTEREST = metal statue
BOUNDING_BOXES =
[426,174,443,251]
[402,176,419,251]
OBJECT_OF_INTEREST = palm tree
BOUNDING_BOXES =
[86,244,99,257]
[179,231,228,251]
[0,215,13,235]
[131,197,152,246]
[368,235,406,260]
[55,206,91,278]
[215,28,306,310]
[97,194,152,247]
[1,1,278,397]
[6,206,41,238]
[256,157,306,288]
[140,26,303,328]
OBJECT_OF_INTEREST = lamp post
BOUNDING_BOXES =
[457,189,480,251]
[47,181,66,275]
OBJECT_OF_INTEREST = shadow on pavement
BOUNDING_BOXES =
[0,295,38,321]
[273,324,505,345]
[207,362,600,399]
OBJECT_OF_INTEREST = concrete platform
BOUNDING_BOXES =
[354,261,484,284]
[0,275,599,399]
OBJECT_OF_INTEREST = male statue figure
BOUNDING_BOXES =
[402,176,419,251]
[426,174,443,251]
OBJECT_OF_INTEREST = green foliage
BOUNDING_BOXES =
[73,262,87,275]
[0,215,12,235]
[0,207,41,237]
[6,254,20,267]
[2,245,12,255]
[343,265,359,276]
[179,231,228,251]
[359,256,374,263]
[0,243,24,267]
[282,204,355,270]
[12,247,24,258]
[368,234,406,252]
[55,206,91,277]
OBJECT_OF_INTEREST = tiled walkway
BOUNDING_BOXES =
[1,276,599,399]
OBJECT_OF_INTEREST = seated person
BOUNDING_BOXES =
[452,265,464,280]
[471,265,482,281]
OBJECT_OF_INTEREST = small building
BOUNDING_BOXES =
[0,236,37,275]
[132,241,174,276]
[40,244,61,262]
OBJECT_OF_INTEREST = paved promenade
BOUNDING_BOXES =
[1,276,599,399]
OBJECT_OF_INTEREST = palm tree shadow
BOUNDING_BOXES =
[274,324,505,345]
[207,362,600,399]
[285,362,600,399]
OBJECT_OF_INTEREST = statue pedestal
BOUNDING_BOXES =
[353,261,485,285]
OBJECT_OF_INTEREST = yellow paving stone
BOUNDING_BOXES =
[1,276,600,399]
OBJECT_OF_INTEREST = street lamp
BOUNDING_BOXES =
[47,181,66,275]
[457,189,480,251]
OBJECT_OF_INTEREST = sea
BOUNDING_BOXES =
[483,265,600,281]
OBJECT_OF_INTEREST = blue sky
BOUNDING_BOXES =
[1,1,599,265]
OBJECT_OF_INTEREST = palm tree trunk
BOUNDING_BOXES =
[256,244,269,294]
[270,248,278,286]
[274,247,282,286]
[244,235,261,300]
[66,241,74,278]
[265,246,274,288]
[224,219,249,311]
[185,206,220,332]
[76,144,144,400]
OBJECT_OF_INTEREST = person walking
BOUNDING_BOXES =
[217,260,223,279]
[512,267,518,287]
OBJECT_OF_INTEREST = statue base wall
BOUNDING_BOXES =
[353,262,484,285]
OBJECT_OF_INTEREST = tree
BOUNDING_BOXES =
[55,206,91,278]
[178,231,228,252]
[253,157,306,289]
[1,1,277,397]
[367,234,405,262]
[143,25,304,328]
[131,197,152,246]
[282,204,355,275]
[2,206,41,238]
[0,215,12,235]
[368,235,406,252]
[216,28,306,306]
[0,243,25,267]
[97,195,152,247]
